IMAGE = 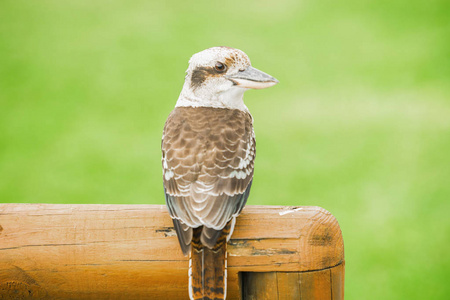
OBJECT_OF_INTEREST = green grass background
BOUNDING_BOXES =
[1,0,449,298]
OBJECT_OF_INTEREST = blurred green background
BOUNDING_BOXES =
[1,0,449,299]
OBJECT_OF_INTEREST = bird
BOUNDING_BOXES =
[161,46,278,300]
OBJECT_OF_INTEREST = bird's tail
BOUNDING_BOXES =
[189,223,231,300]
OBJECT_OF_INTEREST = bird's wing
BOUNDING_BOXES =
[162,107,255,250]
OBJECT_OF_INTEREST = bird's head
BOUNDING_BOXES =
[177,47,278,110]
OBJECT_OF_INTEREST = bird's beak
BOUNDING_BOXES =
[226,66,279,89]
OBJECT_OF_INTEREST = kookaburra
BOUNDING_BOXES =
[162,47,278,300]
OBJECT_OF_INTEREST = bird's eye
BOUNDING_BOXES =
[214,62,226,72]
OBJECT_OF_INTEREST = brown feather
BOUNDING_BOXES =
[163,107,255,300]
[162,107,255,230]
[189,222,231,300]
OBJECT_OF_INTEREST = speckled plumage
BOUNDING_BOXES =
[162,106,255,244]
[162,46,277,300]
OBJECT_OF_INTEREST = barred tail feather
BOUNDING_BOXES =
[189,224,231,300]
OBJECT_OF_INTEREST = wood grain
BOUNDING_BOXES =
[0,204,344,299]
[241,265,345,300]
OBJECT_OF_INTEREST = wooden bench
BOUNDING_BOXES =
[0,204,344,299]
